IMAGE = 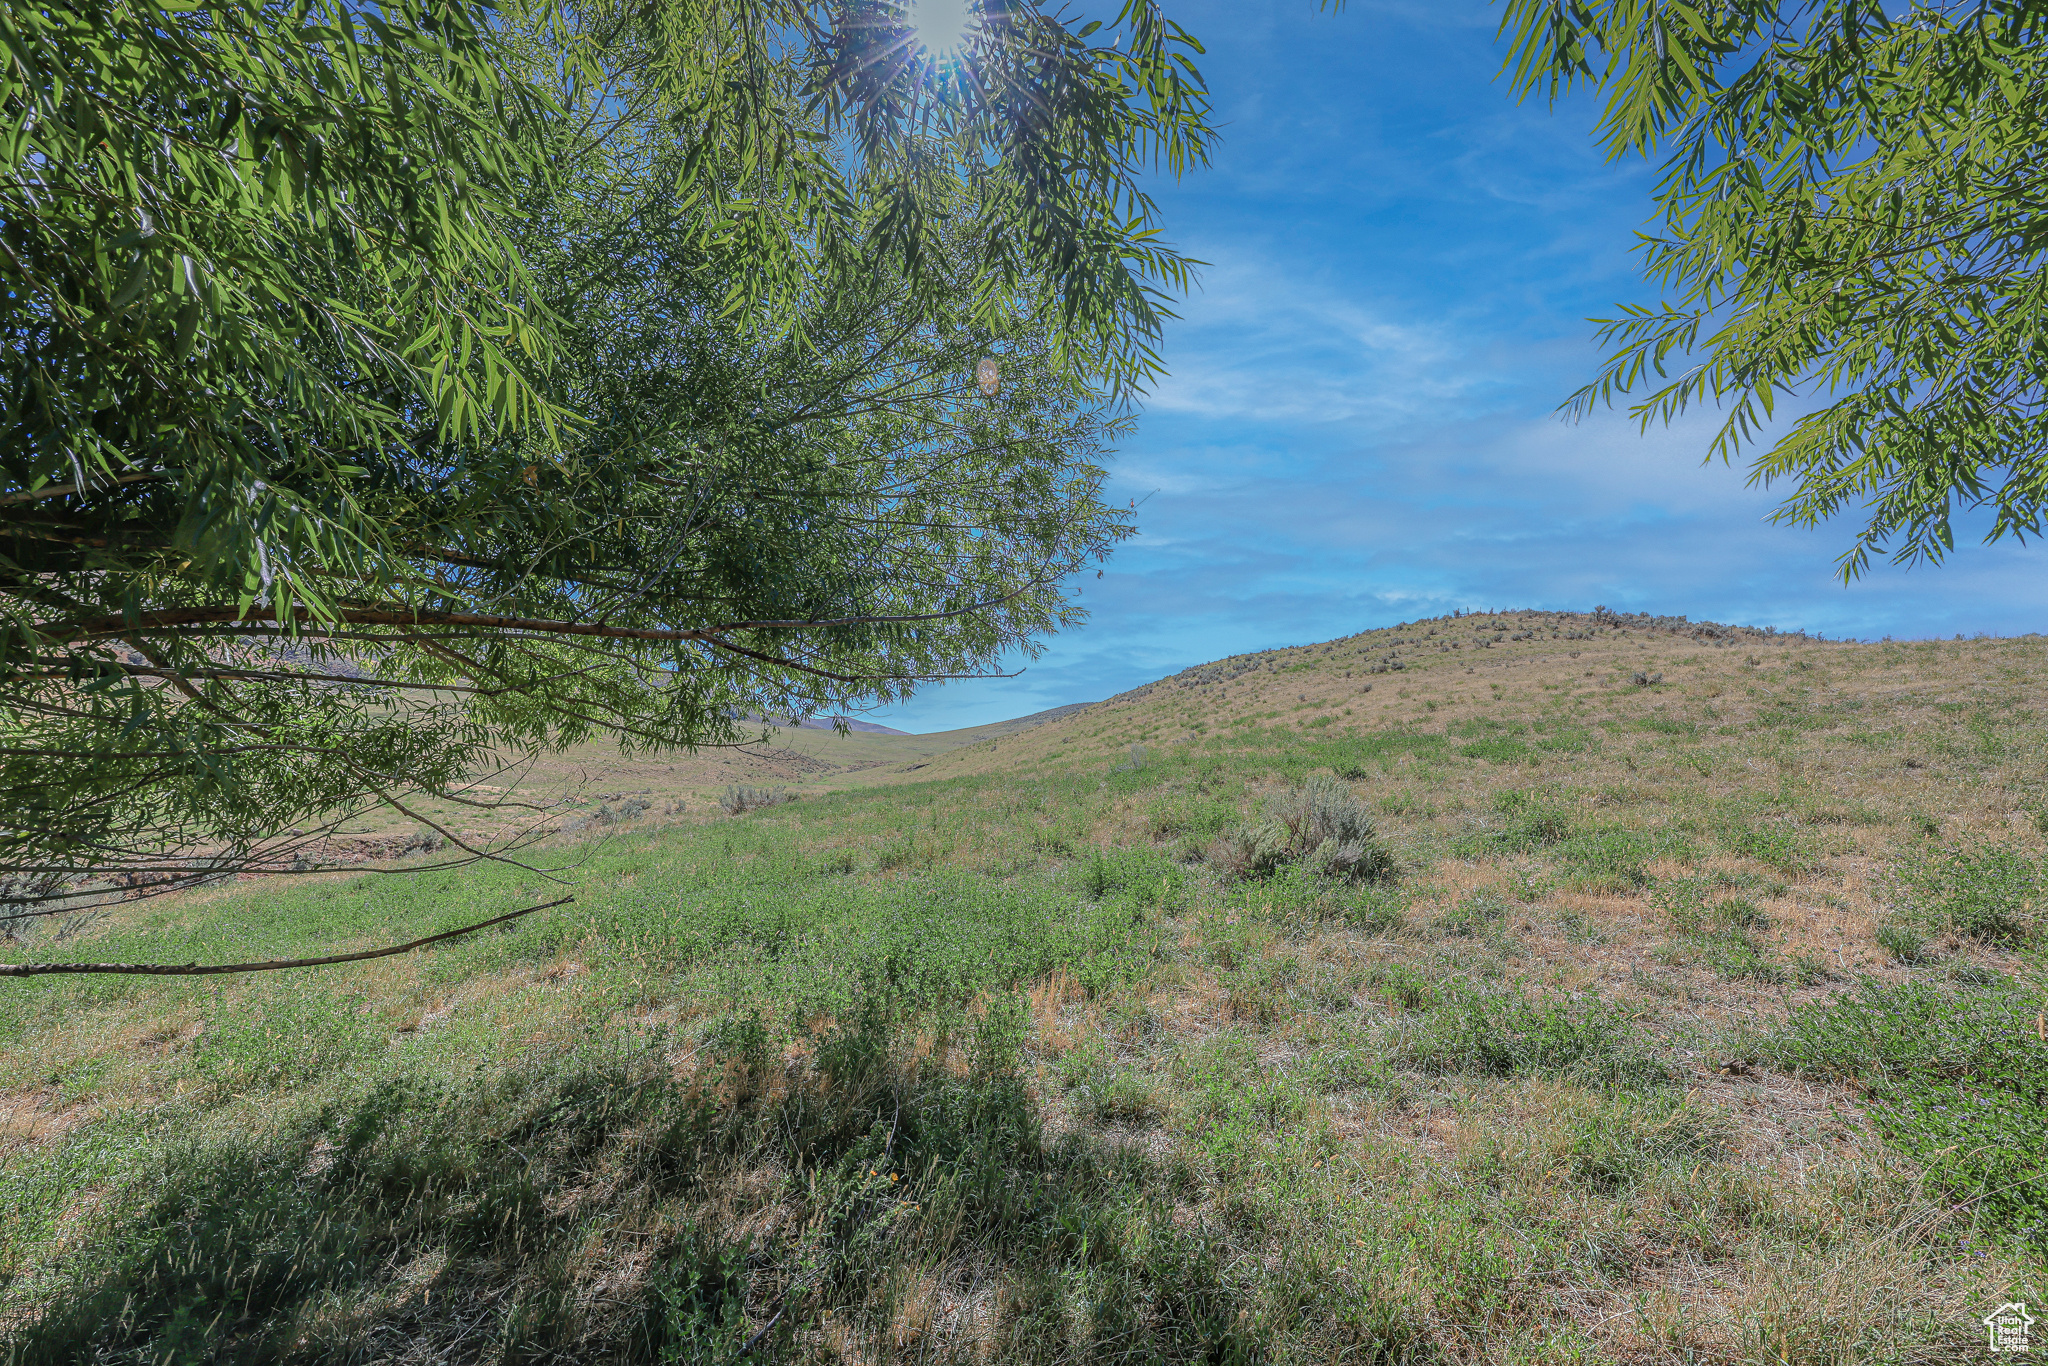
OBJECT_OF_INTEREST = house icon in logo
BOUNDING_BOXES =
[1987,1303,2035,1354]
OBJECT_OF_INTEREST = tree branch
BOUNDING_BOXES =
[52,599,1022,644]
[0,896,574,977]
[0,472,166,507]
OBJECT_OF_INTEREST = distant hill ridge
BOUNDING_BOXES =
[1102,606,1826,707]
[741,714,911,736]
[434,605,1872,826]
[975,701,1096,733]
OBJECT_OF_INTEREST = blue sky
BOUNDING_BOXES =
[867,0,2048,733]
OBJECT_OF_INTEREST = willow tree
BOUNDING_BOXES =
[1495,0,2048,575]
[0,0,1211,966]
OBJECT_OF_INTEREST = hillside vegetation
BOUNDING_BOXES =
[3,609,2044,1363]
[291,707,1101,858]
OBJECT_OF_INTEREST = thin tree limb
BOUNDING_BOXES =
[0,896,574,977]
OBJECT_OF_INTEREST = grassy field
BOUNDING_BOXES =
[3,609,2044,1363]
[314,707,1094,853]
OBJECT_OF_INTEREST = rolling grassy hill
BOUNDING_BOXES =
[2,610,2044,1363]
[287,704,1098,854]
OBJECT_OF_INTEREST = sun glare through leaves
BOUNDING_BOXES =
[909,0,974,56]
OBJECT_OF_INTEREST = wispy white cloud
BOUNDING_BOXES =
[865,0,2044,733]
[1146,256,1471,427]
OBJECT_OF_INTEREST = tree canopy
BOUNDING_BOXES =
[1496,0,2048,575]
[0,0,1212,947]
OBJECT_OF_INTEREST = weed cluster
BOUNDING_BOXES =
[1489,787,1575,847]
[1404,983,1672,1087]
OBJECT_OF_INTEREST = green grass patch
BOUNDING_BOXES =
[1746,976,2048,1251]
[1458,737,1531,764]
[1718,819,1823,876]
[1402,985,1671,1087]
[5,1034,1274,1364]
[1555,828,1688,893]
[1652,878,1786,982]
[1883,843,2044,947]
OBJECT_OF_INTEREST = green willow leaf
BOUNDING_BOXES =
[1494,0,2048,576]
[1,0,1210,933]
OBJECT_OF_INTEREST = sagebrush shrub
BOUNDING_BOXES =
[1275,774,1397,882]
[719,785,791,816]
[1207,824,1288,882]
[1211,775,1394,884]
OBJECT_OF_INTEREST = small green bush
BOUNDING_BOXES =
[1874,920,1929,964]
[1341,886,1407,934]
[1713,897,1771,932]
[704,1009,773,1088]
[1367,962,1439,1012]
[1207,823,1288,883]
[1459,737,1531,764]
[813,847,858,875]
[1488,788,1575,849]
[1144,793,1237,842]
[1701,937,1785,983]
[646,1236,755,1360]
[1172,1032,1312,1169]
[1225,863,1374,925]
[1375,790,1434,817]
[1471,1091,1727,1194]
[1077,846,1183,903]
[1222,953,1302,1027]
[1787,952,1835,985]
[1721,820,1821,875]
[873,833,930,871]
[1559,1093,1725,1190]
[1653,880,1785,981]
[1088,1070,1167,1125]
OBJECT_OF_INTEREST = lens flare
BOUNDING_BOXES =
[910,0,973,55]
